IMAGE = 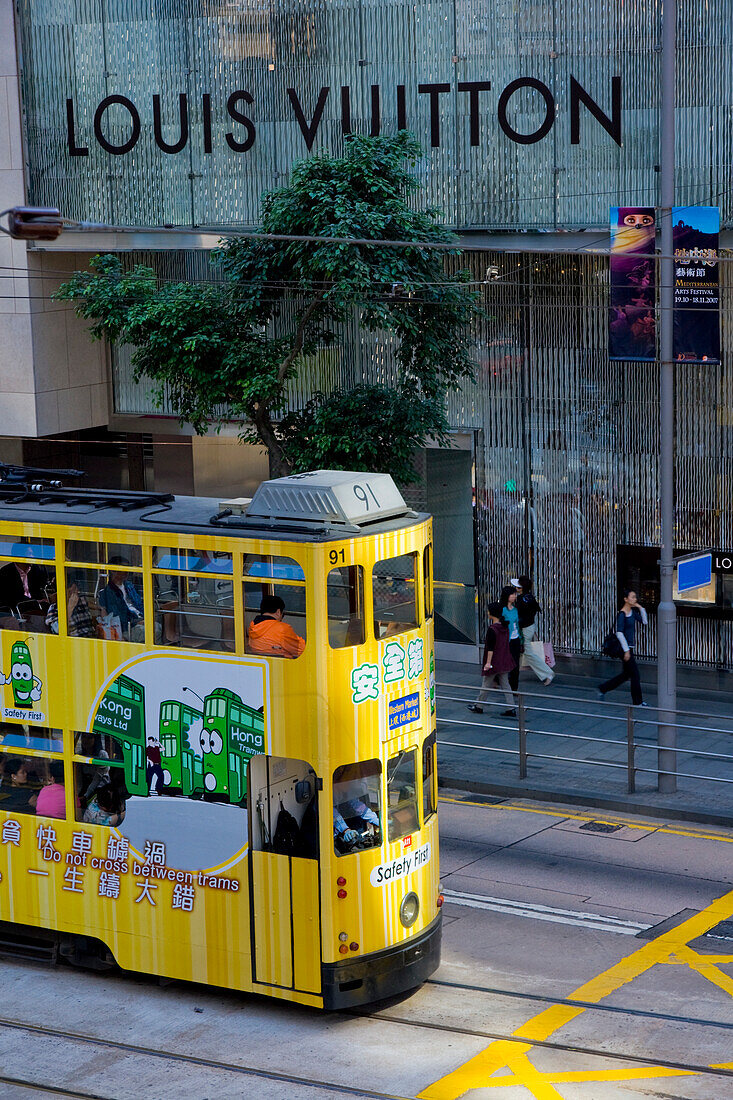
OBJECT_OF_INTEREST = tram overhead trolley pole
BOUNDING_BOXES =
[657,0,678,793]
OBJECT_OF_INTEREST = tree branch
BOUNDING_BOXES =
[276,294,325,385]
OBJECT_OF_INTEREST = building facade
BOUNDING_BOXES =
[4,0,733,665]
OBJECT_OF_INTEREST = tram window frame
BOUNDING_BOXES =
[423,544,433,620]
[386,748,419,842]
[152,547,235,654]
[332,759,382,857]
[0,750,66,820]
[422,733,437,822]
[243,554,307,659]
[327,564,365,648]
[0,539,57,635]
[65,540,143,569]
[372,552,419,639]
[64,561,152,645]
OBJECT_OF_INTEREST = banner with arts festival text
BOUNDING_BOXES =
[673,206,720,363]
[609,207,656,360]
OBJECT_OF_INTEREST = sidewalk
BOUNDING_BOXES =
[435,654,733,826]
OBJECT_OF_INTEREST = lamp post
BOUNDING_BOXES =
[657,0,677,792]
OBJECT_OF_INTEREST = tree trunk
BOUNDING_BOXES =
[267,444,292,480]
[249,402,292,480]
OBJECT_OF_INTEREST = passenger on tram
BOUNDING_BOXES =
[45,582,96,638]
[100,557,161,643]
[247,595,305,658]
[83,782,126,827]
[35,760,66,819]
[0,757,38,812]
[74,733,110,807]
[0,560,51,630]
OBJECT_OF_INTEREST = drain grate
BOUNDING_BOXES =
[578,820,623,834]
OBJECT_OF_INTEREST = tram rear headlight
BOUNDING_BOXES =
[337,876,346,886]
[337,888,347,899]
[349,942,359,952]
[400,892,420,928]
[339,944,349,954]
[338,932,348,942]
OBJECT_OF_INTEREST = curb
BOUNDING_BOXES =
[438,774,733,829]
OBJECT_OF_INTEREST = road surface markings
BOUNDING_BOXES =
[440,795,733,845]
[443,889,650,935]
[419,883,733,1098]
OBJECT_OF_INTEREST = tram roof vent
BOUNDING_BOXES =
[246,470,411,527]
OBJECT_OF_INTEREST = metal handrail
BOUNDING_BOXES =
[436,681,733,797]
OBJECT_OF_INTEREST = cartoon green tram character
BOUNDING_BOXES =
[0,640,43,709]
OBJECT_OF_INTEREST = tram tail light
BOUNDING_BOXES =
[337,877,346,886]
[349,942,359,952]
[339,944,349,954]
[437,894,445,908]
[337,888,347,899]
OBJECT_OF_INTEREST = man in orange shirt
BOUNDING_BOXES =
[247,595,305,658]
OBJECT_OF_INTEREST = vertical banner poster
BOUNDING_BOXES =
[609,207,656,360]
[673,206,720,363]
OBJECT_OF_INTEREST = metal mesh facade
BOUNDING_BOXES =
[16,0,733,230]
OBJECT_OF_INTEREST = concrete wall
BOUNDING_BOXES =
[0,6,108,437]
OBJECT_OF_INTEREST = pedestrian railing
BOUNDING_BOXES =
[436,679,733,796]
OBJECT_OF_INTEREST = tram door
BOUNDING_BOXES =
[248,755,321,994]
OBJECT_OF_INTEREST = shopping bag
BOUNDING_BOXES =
[96,613,122,641]
[520,639,546,669]
[543,641,555,668]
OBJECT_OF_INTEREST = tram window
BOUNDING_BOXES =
[153,547,232,574]
[0,724,62,752]
[332,760,381,856]
[386,749,418,842]
[0,558,55,633]
[422,733,437,822]
[250,755,318,857]
[153,572,234,653]
[244,556,306,658]
[65,565,155,644]
[373,553,418,638]
[423,545,433,619]
[74,760,126,825]
[0,754,65,819]
[65,540,143,569]
[327,566,365,648]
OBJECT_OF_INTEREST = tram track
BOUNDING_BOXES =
[1,997,731,1098]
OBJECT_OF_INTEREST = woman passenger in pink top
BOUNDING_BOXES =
[35,760,66,819]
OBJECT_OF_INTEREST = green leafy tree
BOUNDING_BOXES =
[55,131,479,481]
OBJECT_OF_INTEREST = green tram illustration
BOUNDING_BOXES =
[93,673,265,803]
[91,672,147,795]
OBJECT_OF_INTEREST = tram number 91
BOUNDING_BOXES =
[354,482,380,510]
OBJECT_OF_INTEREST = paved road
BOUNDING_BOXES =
[436,658,733,821]
[4,795,733,1098]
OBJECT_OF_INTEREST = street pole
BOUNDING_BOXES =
[657,0,677,792]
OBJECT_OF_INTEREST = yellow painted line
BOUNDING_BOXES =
[478,1063,733,1088]
[418,884,733,1099]
[439,795,733,844]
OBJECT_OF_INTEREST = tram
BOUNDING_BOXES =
[0,469,440,1008]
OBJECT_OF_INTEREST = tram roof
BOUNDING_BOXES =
[0,470,428,542]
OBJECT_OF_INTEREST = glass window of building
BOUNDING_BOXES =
[327,565,365,648]
[0,539,56,634]
[386,749,418,842]
[332,760,381,856]
[243,555,306,658]
[373,553,418,639]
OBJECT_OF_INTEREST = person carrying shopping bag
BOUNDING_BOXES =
[514,575,554,686]
[467,602,517,718]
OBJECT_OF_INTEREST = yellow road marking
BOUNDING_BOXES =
[439,795,733,844]
[418,885,733,1099]
[478,1063,733,1088]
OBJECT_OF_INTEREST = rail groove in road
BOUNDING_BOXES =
[442,889,652,934]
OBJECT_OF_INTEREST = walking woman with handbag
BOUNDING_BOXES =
[514,575,554,686]
[467,602,517,717]
[598,589,648,706]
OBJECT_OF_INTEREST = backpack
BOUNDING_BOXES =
[272,803,301,856]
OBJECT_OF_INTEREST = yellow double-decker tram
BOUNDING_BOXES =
[0,468,441,1008]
